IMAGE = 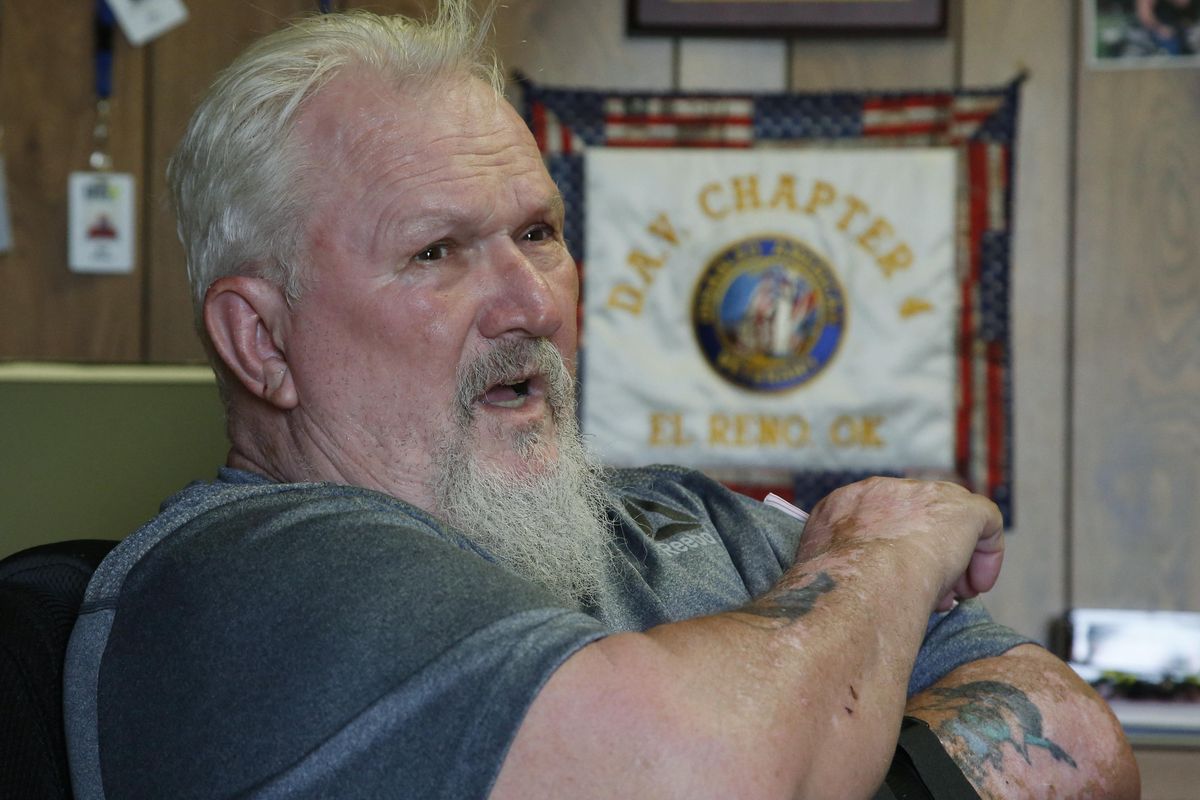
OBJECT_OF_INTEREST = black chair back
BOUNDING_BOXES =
[0,540,118,800]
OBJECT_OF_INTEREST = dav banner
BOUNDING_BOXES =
[585,148,959,471]
[520,77,1021,520]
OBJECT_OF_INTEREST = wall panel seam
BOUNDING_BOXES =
[1064,0,1081,614]
[140,41,157,362]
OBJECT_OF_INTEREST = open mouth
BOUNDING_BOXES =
[482,377,536,409]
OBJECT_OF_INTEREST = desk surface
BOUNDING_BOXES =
[1134,747,1200,800]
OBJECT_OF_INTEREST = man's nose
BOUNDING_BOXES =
[475,240,567,340]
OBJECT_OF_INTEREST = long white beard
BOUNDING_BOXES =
[432,340,614,606]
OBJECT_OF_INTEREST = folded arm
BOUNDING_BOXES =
[492,479,1006,799]
[905,642,1140,799]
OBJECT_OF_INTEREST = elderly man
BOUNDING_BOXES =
[65,3,1137,798]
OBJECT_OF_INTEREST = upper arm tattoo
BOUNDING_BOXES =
[918,680,1077,785]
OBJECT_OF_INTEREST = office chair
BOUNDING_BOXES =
[0,539,118,800]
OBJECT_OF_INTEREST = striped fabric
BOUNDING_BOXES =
[604,97,754,147]
[519,76,1022,523]
[862,94,1005,139]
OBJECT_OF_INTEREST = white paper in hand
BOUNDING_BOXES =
[763,492,809,524]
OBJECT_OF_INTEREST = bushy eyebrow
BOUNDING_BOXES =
[542,193,565,222]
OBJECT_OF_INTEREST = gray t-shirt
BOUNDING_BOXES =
[65,466,1028,799]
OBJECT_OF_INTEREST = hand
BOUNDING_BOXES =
[795,477,1004,612]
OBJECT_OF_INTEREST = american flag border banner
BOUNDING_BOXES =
[517,74,1023,525]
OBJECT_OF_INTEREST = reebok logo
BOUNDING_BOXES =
[652,529,718,557]
[622,497,718,557]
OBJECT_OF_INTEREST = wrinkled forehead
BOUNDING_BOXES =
[293,68,528,179]
[290,68,552,252]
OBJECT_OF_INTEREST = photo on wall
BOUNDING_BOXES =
[1086,0,1200,68]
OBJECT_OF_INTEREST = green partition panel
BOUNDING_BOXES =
[0,364,228,559]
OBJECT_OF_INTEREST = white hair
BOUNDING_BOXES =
[167,1,502,343]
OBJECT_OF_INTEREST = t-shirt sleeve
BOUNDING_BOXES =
[94,489,609,800]
[907,598,1035,696]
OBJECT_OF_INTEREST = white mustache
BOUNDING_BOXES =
[454,339,572,422]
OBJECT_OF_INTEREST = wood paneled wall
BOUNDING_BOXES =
[1,0,1197,641]
[0,0,145,361]
[1074,64,1200,614]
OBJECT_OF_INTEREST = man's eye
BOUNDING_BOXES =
[522,224,556,243]
[415,242,450,262]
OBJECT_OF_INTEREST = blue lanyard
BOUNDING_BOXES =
[91,0,116,168]
[94,0,115,101]
[318,0,333,13]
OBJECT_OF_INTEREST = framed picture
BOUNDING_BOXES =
[628,0,948,38]
[1084,0,1200,70]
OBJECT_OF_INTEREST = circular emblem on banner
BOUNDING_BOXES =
[692,235,847,392]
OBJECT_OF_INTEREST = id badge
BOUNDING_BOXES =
[106,0,189,46]
[68,171,136,274]
[0,155,12,253]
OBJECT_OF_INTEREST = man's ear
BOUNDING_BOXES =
[203,276,299,410]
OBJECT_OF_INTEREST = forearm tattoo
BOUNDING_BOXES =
[731,571,836,628]
[918,680,1076,785]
